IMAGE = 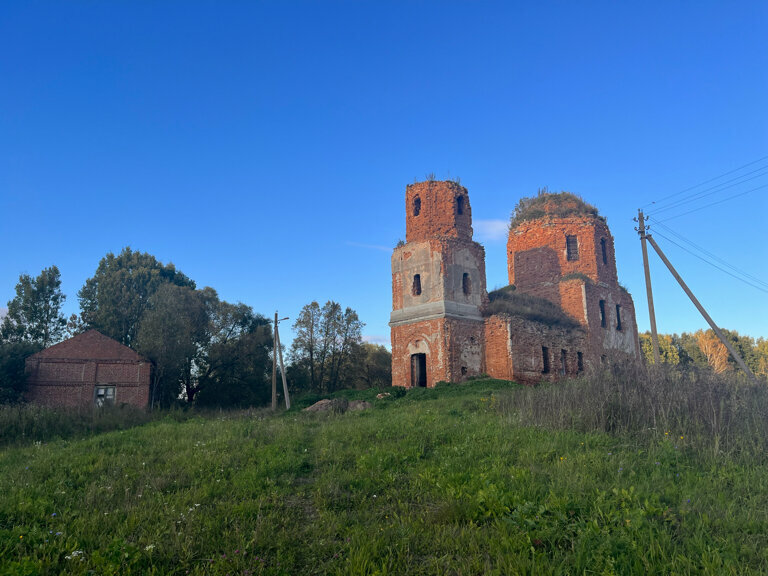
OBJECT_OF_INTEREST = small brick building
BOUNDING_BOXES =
[25,330,150,408]
[390,181,639,387]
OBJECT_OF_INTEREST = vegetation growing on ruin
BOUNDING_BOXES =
[560,272,593,284]
[484,285,581,329]
[509,190,604,229]
[3,366,768,574]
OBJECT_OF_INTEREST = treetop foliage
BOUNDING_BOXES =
[0,265,67,347]
[78,247,195,346]
[289,300,376,394]
[510,189,603,230]
[639,329,768,380]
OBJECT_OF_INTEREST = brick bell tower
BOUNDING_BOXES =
[390,180,488,388]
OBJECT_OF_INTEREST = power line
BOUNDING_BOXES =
[650,219,768,290]
[642,154,768,209]
[655,182,768,222]
[650,230,768,295]
[647,165,768,216]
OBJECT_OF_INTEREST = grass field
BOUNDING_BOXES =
[2,369,768,575]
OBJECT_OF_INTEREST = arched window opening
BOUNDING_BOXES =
[566,235,579,261]
[413,196,421,217]
[560,349,567,375]
[601,237,608,265]
[456,195,465,215]
[541,346,550,374]
[412,274,422,296]
[462,272,471,296]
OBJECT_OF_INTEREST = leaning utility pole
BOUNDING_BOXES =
[645,234,759,384]
[272,312,291,411]
[636,210,661,364]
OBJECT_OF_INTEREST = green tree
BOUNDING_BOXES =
[193,296,272,407]
[135,284,207,409]
[639,332,680,365]
[1,266,67,347]
[290,301,364,393]
[0,342,42,403]
[355,342,392,389]
[79,247,194,346]
[290,301,322,391]
[756,338,768,379]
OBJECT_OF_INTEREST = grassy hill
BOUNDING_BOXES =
[2,368,768,575]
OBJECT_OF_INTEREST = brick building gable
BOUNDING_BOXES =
[30,330,144,362]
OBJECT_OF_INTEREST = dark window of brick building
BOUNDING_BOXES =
[560,349,567,375]
[599,300,606,327]
[413,196,421,216]
[577,352,584,372]
[412,274,422,296]
[566,235,579,261]
[462,273,471,296]
[616,304,622,331]
[95,385,115,407]
[456,195,465,215]
[542,346,550,374]
[601,237,608,265]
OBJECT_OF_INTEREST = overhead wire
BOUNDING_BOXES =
[650,229,768,295]
[646,165,768,216]
[642,154,768,210]
[649,219,768,290]
[654,182,768,222]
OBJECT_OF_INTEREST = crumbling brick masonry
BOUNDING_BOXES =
[390,181,639,387]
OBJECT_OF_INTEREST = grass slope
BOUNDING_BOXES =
[2,379,768,575]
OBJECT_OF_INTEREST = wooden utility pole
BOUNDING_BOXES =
[275,323,291,409]
[272,312,278,411]
[645,235,758,384]
[271,312,291,411]
[636,210,661,364]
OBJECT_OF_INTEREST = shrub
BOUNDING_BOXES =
[510,190,603,229]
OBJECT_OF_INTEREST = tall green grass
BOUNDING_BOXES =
[496,361,768,460]
[2,374,768,574]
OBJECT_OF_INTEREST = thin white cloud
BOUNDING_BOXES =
[346,241,392,253]
[0,307,6,320]
[363,334,390,346]
[474,219,509,243]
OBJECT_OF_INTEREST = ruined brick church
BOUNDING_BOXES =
[390,180,640,387]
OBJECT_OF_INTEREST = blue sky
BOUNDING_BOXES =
[1,1,767,346]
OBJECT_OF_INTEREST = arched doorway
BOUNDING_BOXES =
[411,353,427,387]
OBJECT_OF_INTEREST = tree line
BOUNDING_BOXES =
[0,248,391,406]
[639,330,768,377]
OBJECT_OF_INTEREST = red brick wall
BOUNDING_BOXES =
[484,315,589,384]
[391,318,448,388]
[582,282,641,360]
[26,358,150,409]
[507,214,638,362]
[508,216,617,287]
[391,317,485,388]
[406,181,473,243]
